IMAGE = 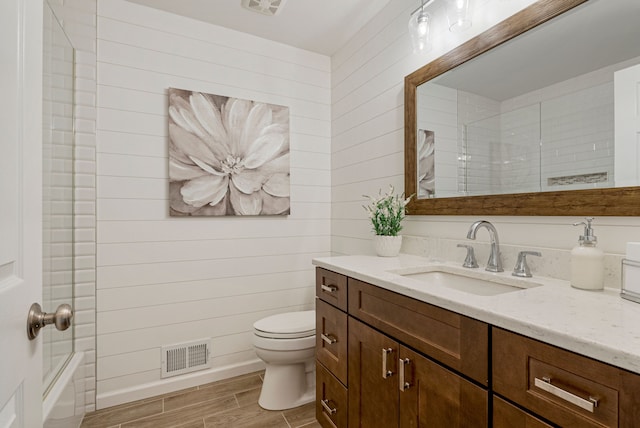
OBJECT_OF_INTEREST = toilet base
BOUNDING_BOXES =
[258,361,315,410]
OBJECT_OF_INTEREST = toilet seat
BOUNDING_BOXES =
[254,310,315,339]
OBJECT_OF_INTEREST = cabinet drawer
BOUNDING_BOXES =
[493,328,640,427]
[316,362,348,428]
[348,278,489,385]
[493,396,552,428]
[316,299,348,385]
[316,268,348,311]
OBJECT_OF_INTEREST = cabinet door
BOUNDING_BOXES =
[399,346,488,428]
[348,317,399,428]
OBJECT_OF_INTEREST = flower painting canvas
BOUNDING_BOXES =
[168,88,290,216]
[417,129,435,198]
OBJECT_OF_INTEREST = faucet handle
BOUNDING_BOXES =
[512,251,541,278]
[457,244,479,268]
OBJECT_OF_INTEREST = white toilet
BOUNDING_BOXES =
[253,310,316,410]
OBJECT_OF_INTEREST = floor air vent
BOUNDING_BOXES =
[161,339,211,378]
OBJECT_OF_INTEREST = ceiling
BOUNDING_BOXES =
[126,0,392,56]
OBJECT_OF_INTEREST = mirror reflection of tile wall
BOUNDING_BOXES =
[416,54,632,198]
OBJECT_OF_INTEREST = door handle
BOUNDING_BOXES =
[382,348,394,378]
[399,358,412,391]
[321,333,337,345]
[321,284,338,293]
[534,377,599,412]
[321,399,337,415]
[27,303,73,340]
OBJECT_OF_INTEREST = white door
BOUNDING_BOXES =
[614,63,640,187]
[0,0,44,427]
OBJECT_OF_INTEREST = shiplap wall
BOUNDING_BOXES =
[330,0,640,258]
[47,0,98,412]
[95,0,331,408]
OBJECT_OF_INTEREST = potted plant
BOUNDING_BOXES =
[363,186,413,257]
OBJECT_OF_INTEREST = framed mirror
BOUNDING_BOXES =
[405,0,640,216]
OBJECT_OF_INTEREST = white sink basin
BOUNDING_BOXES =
[390,266,542,296]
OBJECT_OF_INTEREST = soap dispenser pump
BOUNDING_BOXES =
[570,217,604,290]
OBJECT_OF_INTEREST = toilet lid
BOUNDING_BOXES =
[254,310,315,339]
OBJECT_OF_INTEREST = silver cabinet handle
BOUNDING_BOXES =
[321,284,338,293]
[534,377,599,413]
[27,302,73,340]
[382,348,394,378]
[399,358,411,391]
[321,333,337,345]
[321,399,337,415]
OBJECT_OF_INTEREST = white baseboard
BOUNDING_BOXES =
[95,358,265,410]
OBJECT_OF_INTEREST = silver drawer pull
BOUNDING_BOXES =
[321,399,337,415]
[534,377,599,413]
[399,358,411,391]
[321,333,337,345]
[321,284,338,293]
[382,348,394,379]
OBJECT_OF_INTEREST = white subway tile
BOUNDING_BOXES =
[75,118,96,134]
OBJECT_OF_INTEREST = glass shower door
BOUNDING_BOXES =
[42,1,75,395]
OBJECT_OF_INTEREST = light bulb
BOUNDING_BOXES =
[417,15,428,36]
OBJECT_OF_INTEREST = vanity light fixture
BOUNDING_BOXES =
[446,0,474,32]
[409,0,474,53]
[409,0,433,53]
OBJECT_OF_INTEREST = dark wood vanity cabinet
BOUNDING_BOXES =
[315,268,489,428]
[316,266,640,427]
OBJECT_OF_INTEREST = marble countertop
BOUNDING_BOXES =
[313,254,640,375]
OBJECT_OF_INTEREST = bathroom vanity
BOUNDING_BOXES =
[314,255,640,428]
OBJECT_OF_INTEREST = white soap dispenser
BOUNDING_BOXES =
[570,217,604,290]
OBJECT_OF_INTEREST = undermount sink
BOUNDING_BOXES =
[390,266,542,296]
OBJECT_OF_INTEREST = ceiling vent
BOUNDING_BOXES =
[241,0,288,16]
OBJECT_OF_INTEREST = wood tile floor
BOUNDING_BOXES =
[80,371,320,428]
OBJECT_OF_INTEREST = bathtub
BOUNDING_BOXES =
[43,352,86,428]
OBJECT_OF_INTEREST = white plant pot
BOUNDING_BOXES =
[373,235,402,257]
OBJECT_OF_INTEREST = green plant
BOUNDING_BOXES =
[363,186,413,236]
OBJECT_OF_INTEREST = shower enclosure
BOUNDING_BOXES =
[42,2,85,426]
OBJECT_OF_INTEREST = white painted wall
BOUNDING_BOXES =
[330,0,640,261]
[95,0,331,408]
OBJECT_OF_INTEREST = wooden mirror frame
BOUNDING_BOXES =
[404,0,640,216]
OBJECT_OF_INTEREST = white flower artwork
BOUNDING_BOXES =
[168,88,290,216]
[417,129,435,198]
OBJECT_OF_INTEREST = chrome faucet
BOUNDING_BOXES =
[466,220,503,272]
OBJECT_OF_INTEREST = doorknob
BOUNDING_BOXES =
[27,303,73,340]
